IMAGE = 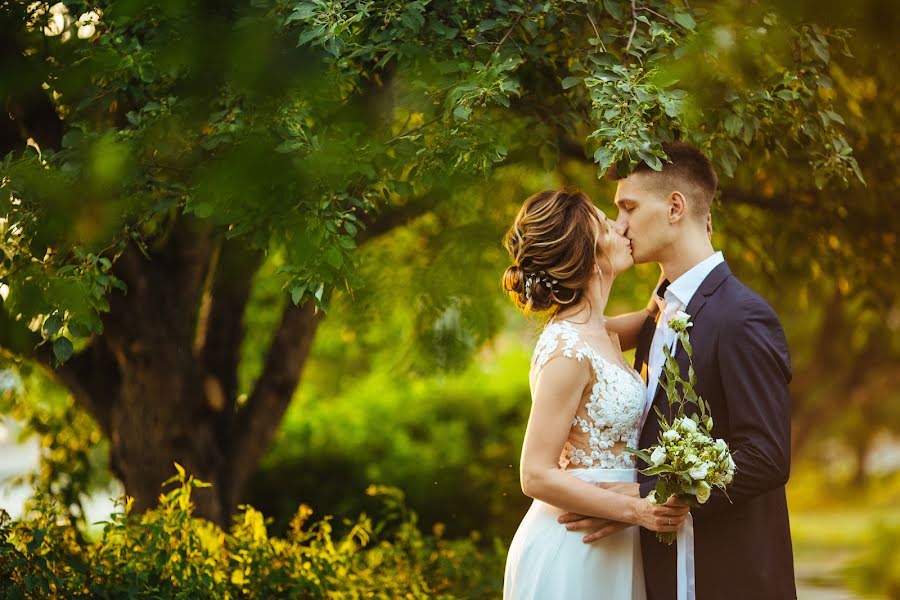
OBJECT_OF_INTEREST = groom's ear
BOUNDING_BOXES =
[668,191,687,224]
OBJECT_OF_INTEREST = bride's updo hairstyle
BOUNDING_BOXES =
[502,189,612,315]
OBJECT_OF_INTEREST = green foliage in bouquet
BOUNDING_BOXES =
[0,464,504,599]
[626,311,735,544]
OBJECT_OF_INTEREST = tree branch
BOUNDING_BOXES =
[228,300,322,505]
[636,6,681,30]
[586,10,607,53]
[357,192,442,244]
[199,238,264,407]
[496,11,525,52]
[626,0,639,52]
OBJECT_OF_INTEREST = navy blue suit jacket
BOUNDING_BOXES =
[634,262,796,600]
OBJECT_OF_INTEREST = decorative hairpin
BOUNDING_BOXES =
[524,270,559,301]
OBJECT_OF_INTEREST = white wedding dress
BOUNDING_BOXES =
[504,320,648,600]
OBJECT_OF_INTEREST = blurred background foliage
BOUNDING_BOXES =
[1,0,898,596]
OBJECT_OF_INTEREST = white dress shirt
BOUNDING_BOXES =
[640,251,725,430]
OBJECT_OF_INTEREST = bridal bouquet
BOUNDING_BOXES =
[626,311,735,545]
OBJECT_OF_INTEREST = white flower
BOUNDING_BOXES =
[669,310,693,333]
[726,454,736,474]
[696,481,712,504]
[650,446,667,466]
[647,490,659,504]
[76,11,100,38]
[684,453,699,465]
[689,462,709,480]
[663,429,681,442]
[44,3,70,38]
[695,433,713,445]
[678,417,697,433]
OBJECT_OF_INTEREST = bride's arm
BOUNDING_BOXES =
[605,272,666,351]
[605,309,654,351]
[518,357,687,530]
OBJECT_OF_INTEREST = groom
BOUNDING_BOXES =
[560,142,796,599]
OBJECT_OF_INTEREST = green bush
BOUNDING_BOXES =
[845,520,900,599]
[0,465,504,599]
[245,344,535,541]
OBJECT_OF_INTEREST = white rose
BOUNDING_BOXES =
[723,471,734,485]
[715,438,728,454]
[726,454,736,474]
[689,463,709,480]
[669,310,693,333]
[679,417,697,433]
[663,429,681,442]
[696,481,712,504]
[684,453,699,465]
[650,446,667,466]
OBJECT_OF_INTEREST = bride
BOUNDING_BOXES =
[501,189,689,599]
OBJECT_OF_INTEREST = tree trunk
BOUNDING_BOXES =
[7,178,427,526]
[44,218,323,526]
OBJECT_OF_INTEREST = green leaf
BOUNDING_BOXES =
[453,105,472,121]
[825,110,845,125]
[593,146,613,171]
[644,464,677,476]
[810,39,830,62]
[324,36,344,58]
[42,314,63,338]
[603,0,624,20]
[478,19,500,32]
[291,283,307,305]
[287,3,318,21]
[775,89,800,101]
[724,113,742,138]
[561,76,582,90]
[68,321,92,338]
[639,152,663,171]
[324,247,343,268]
[296,25,325,46]
[52,337,74,363]
[61,130,83,149]
[849,158,866,186]
[673,11,696,31]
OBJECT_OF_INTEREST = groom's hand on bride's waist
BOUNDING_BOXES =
[557,482,641,543]
[557,513,630,543]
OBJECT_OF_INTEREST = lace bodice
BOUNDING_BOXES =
[530,320,646,470]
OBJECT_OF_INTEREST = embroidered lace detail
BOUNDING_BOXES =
[531,321,645,470]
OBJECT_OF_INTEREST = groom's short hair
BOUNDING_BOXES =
[612,142,718,219]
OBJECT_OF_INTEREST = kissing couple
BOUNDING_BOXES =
[501,143,795,600]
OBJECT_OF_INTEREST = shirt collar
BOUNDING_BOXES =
[665,251,725,308]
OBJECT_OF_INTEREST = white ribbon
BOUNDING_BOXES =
[676,512,696,600]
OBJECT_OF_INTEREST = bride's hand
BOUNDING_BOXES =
[631,495,690,532]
